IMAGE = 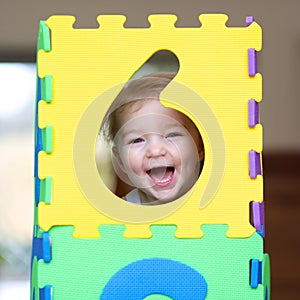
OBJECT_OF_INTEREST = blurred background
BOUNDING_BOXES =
[0,0,299,299]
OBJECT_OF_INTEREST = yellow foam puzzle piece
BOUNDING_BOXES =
[38,14,262,238]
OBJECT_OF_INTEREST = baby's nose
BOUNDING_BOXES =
[146,137,167,158]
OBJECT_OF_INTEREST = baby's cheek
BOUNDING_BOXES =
[170,142,186,160]
[119,148,134,171]
[128,152,142,174]
[183,139,200,156]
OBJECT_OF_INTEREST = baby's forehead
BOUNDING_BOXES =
[117,103,196,140]
[122,114,186,132]
[119,99,186,123]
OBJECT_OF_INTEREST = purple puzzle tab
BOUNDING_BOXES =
[246,16,254,26]
[251,201,265,231]
[249,150,262,179]
[248,99,259,127]
[248,48,257,76]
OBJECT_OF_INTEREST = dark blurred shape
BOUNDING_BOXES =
[264,152,300,300]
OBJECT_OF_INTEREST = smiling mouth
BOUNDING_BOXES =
[146,166,175,186]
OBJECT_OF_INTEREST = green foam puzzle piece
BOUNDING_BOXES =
[31,257,39,300]
[37,21,51,52]
[37,225,265,299]
[263,254,271,299]
[42,125,53,154]
[41,75,52,103]
[39,176,52,204]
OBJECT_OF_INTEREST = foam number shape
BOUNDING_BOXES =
[100,258,207,300]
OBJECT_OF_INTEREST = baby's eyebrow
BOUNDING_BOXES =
[165,123,186,131]
[122,128,143,136]
[121,122,185,138]
[121,130,144,142]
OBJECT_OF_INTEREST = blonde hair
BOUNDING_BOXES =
[101,72,176,142]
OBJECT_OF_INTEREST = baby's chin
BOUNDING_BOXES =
[140,189,184,205]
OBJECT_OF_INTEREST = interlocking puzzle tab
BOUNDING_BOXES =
[31,14,270,299]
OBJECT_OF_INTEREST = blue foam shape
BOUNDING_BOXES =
[32,232,52,263]
[35,77,43,205]
[35,177,41,206]
[250,259,262,288]
[40,285,52,300]
[42,232,51,263]
[258,260,263,284]
[36,128,43,158]
[32,236,44,261]
[34,129,42,205]
[100,258,207,300]
[257,224,265,238]
[37,76,42,102]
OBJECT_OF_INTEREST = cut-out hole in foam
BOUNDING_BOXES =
[96,50,205,206]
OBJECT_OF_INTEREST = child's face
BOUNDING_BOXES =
[113,100,203,204]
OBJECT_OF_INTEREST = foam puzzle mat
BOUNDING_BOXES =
[31,14,270,299]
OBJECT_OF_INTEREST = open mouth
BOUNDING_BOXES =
[146,166,175,186]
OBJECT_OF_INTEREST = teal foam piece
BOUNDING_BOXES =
[42,125,53,154]
[37,225,266,299]
[37,21,51,52]
[41,75,52,103]
[39,176,52,204]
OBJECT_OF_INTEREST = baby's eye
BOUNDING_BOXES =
[165,132,182,138]
[130,137,144,144]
